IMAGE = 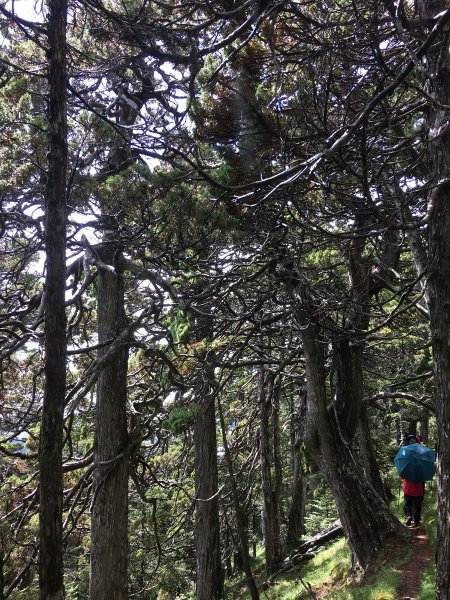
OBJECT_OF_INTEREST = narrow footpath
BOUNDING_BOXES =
[396,526,434,600]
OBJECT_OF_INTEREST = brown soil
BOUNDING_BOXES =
[315,525,434,599]
[396,525,434,600]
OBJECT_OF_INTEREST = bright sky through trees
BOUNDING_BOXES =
[1,1,449,597]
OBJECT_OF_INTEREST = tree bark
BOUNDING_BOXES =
[358,404,391,504]
[191,301,223,600]
[90,247,129,600]
[293,225,400,569]
[259,370,282,577]
[0,547,5,600]
[419,412,429,445]
[87,49,156,597]
[286,384,307,550]
[418,2,450,596]
[194,396,223,600]
[299,319,401,571]
[39,1,67,598]
[272,223,401,570]
[217,399,260,600]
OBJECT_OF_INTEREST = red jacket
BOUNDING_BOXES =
[402,479,425,496]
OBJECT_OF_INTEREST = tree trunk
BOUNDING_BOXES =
[217,399,259,600]
[358,404,391,504]
[419,2,450,596]
[300,321,400,571]
[194,396,223,600]
[286,384,307,549]
[259,370,282,577]
[419,413,429,445]
[0,547,5,600]
[39,1,67,598]
[90,247,129,600]
[87,50,154,597]
[190,301,223,600]
[273,226,401,569]
[298,220,400,569]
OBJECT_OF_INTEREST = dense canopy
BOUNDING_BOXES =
[0,0,449,599]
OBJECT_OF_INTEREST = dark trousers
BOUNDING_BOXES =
[404,495,424,524]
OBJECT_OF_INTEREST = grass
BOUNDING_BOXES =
[417,567,435,600]
[391,480,437,600]
[225,536,412,600]
[225,483,438,600]
[225,539,353,600]
[417,490,438,600]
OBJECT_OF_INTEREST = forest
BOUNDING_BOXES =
[0,0,449,598]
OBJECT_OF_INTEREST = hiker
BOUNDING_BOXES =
[401,434,425,528]
[400,432,423,446]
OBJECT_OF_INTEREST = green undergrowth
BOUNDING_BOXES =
[224,539,352,600]
[417,491,438,600]
[227,485,437,600]
[226,536,412,600]
[392,480,437,600]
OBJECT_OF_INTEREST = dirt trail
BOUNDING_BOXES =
[316,526,434,599]
[396,526,434,600]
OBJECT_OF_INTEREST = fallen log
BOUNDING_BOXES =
[266,519,343,584]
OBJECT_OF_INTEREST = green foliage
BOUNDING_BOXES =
[304,474,339,536]
[164,404,202,434]
[98,166,152,214]
[12,590,39,600]
[64,559,90,600]
[421,489,438,550]
[233,540,352,600]
[0,1,445,598]
[231,536,416,600]
[229,484,438,599]
[168,311,191,345]
[156,563,194,599]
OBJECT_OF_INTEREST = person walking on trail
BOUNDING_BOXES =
[401,434,425,528]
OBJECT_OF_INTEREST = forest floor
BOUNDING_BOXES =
[233,500,438,599]
[395,525,434,600]
[352,524,434,600]
[311,523,435,600]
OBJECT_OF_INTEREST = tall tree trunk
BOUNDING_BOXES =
[217,399,260,600]
[259,370,282,577]
[272,224,402,569]
[0,547,5,600]
[194,397,223,600]
[299,319,400,571]
[419,412,429,445]
[90,247,129,600]
[418,2,450,597]
[358,404,391,504]
[299,222,401,569]
[286,384,307,550]
[191,301,223,600]
[39,1,67,598]
[88,57,155,596]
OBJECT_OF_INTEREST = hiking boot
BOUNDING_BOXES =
[405,516,412,526]
[410,521,419,528]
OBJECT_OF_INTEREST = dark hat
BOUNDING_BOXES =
[407,434,418,441]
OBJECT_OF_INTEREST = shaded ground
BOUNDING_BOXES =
[362,525,434,600]
[396,525,434,600]
[314,525,434,599]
